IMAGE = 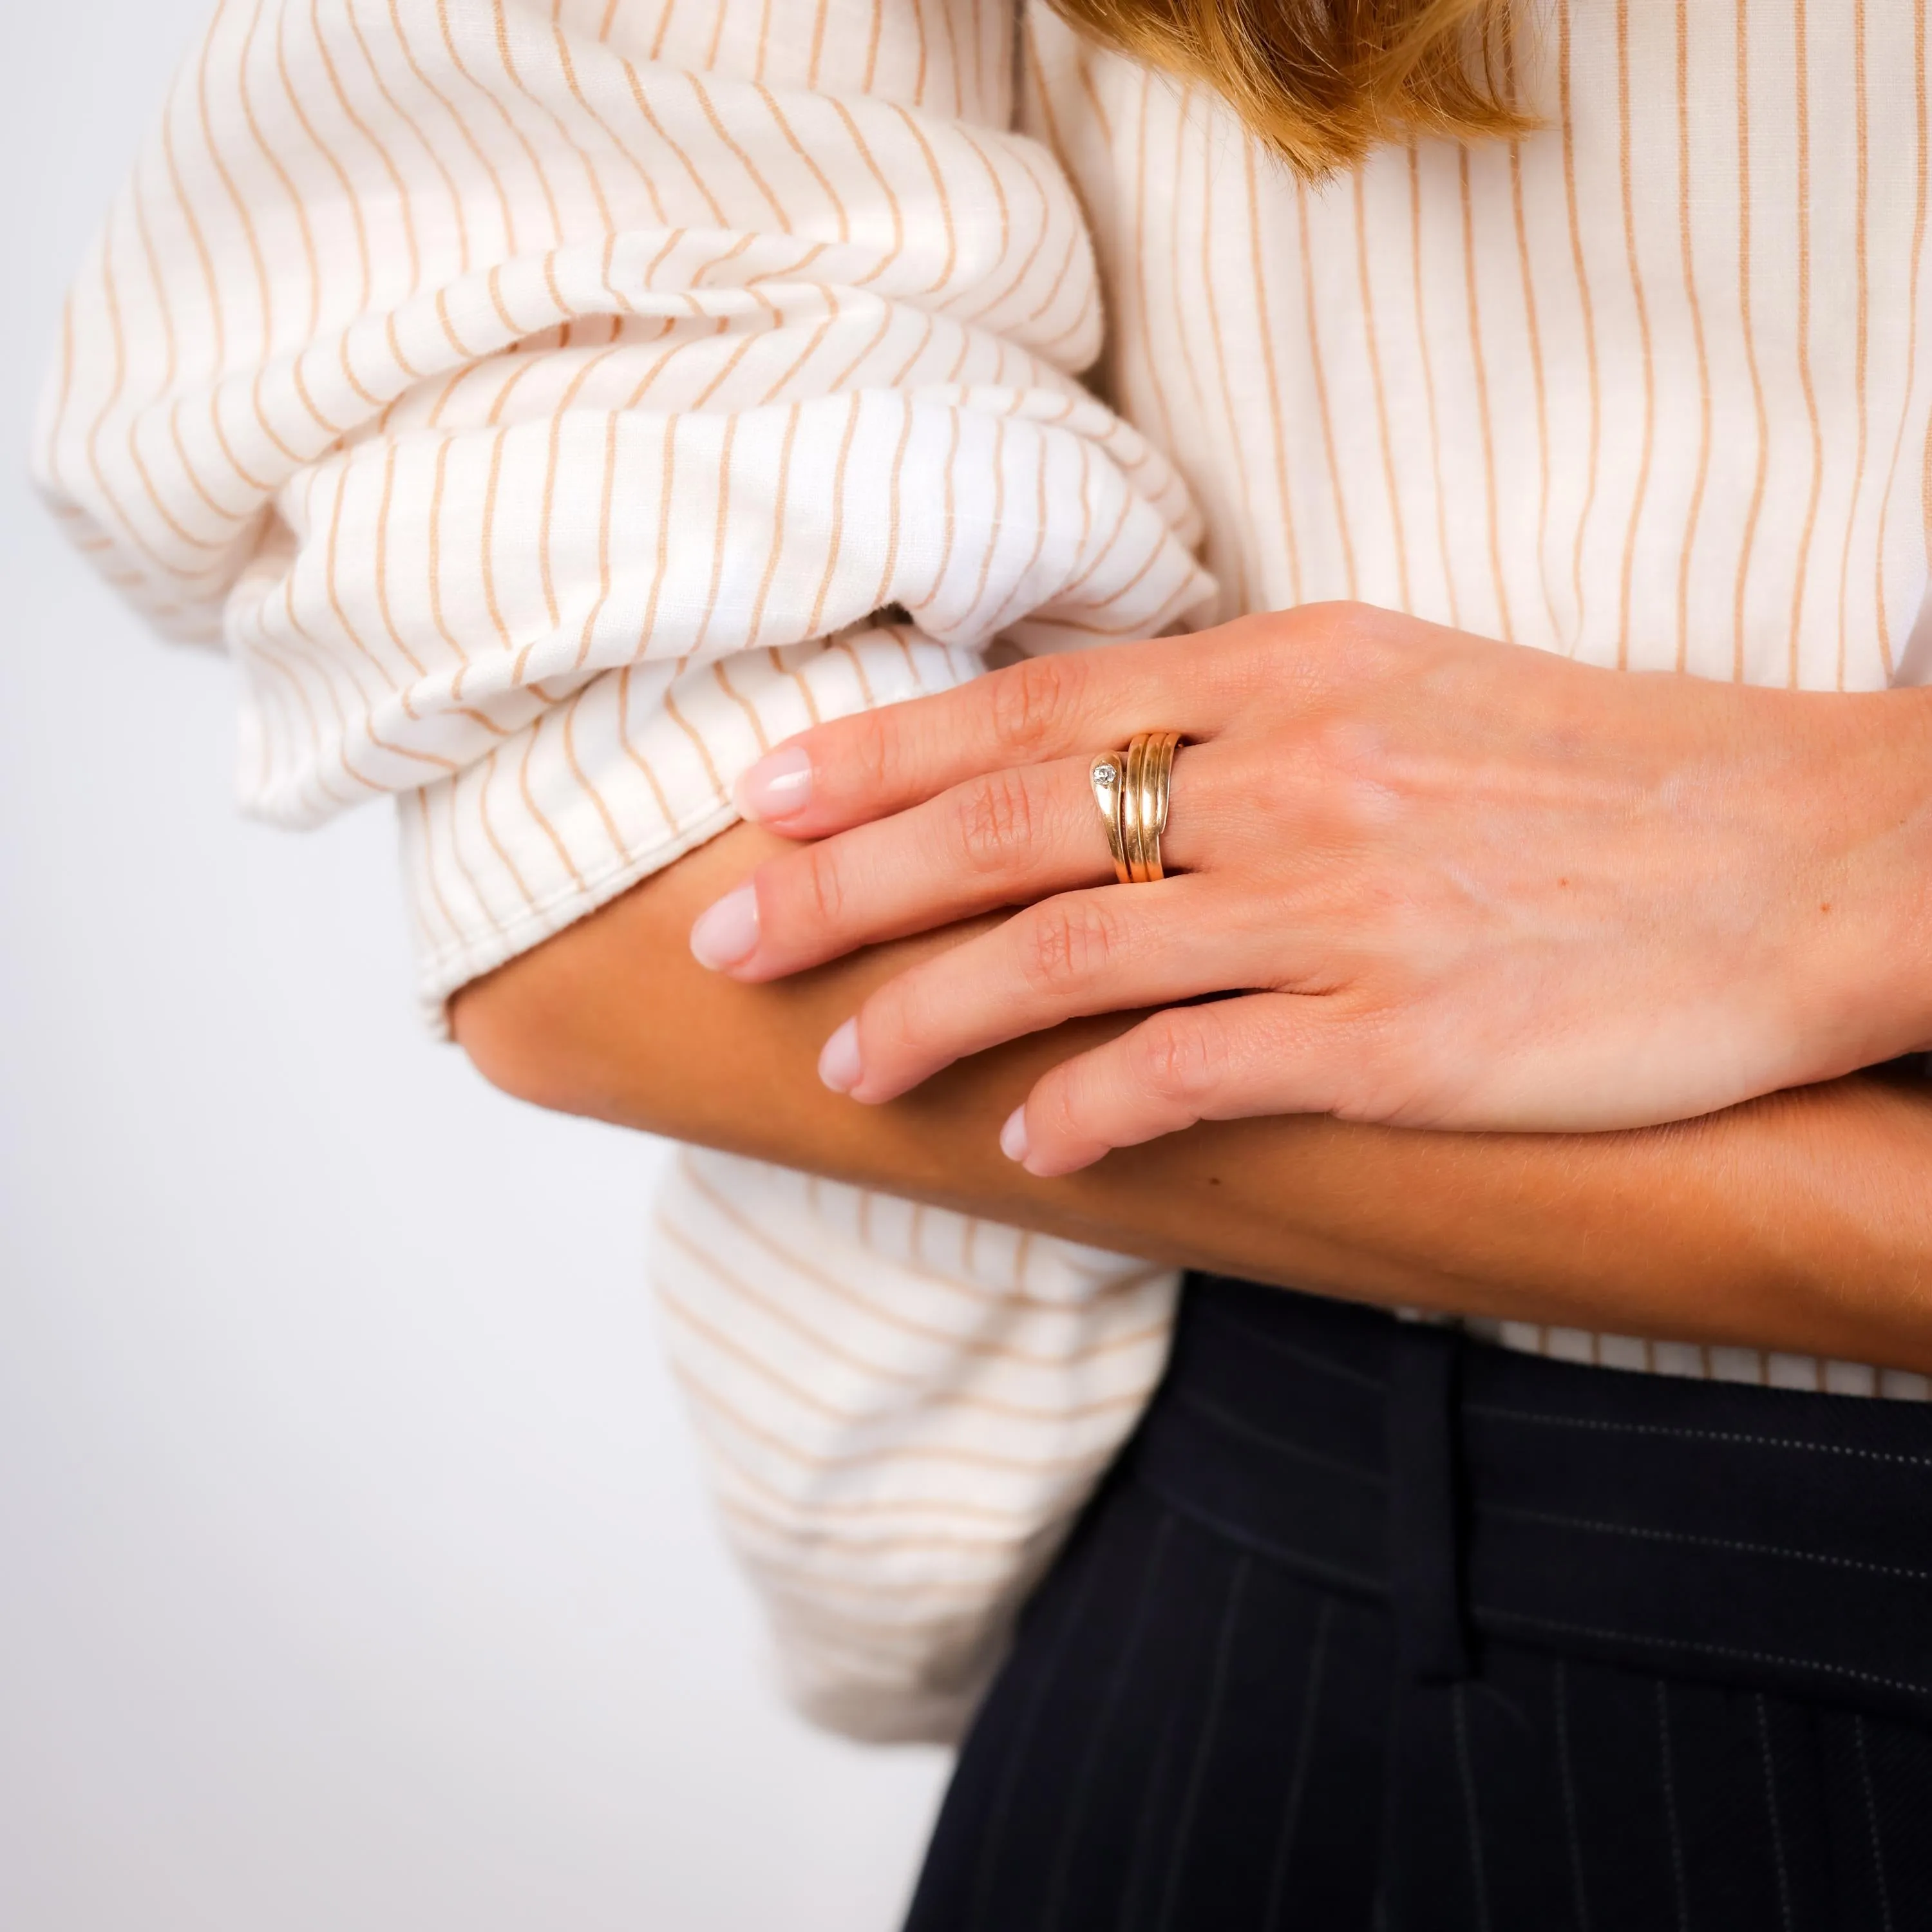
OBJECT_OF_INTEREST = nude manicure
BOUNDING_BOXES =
[819,1018,862,1094]
[737,746,813,822]
[689,884,759,970]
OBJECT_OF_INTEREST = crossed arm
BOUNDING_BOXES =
[454,618,1932,1376]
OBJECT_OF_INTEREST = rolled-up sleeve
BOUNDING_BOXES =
[35,0,1213,1016]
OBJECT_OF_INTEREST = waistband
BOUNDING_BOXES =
[1120,1275,1932,1726]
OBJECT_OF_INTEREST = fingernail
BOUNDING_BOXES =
[999,1105,1031,1164]
[819,1018,862,1094]
[737,746,813,822]
[689,884,759,971]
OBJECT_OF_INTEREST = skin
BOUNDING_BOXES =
[454,605,1932,1372]
[709,607,1932,1162]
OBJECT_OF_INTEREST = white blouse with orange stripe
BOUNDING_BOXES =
[37,0,1932,1741]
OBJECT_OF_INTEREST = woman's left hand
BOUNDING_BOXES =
[687,603,1932,1175]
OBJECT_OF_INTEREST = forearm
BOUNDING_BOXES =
[454,822,1932,1370]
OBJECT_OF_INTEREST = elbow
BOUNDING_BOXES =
[449,957,587,1115]
[444,884,698,1136]
[444,826,798,1143]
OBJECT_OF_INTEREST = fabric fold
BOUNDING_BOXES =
[35,0,1203,1740]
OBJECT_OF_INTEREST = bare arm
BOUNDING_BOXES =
[453,818,1932,1373]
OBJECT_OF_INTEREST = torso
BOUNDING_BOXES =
[1019,0,1932,1390]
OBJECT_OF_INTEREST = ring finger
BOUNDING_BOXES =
[695,744,1211,981]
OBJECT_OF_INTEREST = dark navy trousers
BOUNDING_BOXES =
[904,1275,1932,1931]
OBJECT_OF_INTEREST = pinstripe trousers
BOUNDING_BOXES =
[904,1276,1932,1931]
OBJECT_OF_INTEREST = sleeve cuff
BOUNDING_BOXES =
[400,622,983,1036]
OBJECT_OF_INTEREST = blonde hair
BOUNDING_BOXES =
[1045,0,1530,175]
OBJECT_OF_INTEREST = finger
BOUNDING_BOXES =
[734,636,1230,837]
[694,743,1217,980]
[822,876,1273,1102]
[1002,994,1359,1177]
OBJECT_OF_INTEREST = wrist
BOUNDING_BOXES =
[1807,685,1932,1065]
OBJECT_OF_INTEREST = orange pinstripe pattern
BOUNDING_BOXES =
[39,0,1932,1743]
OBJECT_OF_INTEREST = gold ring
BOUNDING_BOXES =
[1090,732,1181,884]
[1088,752,1130,884]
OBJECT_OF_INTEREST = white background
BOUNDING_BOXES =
[0,5,951,1927]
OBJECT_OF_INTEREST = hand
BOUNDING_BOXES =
[687,603,1932,1175]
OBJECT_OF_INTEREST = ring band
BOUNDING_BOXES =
[1089,752,1130,883]
[1128,731,1180,884]
[1090,731,1181,884]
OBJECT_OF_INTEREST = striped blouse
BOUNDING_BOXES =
[36,0,1932,1741]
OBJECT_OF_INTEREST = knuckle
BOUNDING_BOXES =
[1017,896,1122,994]
[843,709,898,798]
[1311,600,1401,681]
[1314,597,1374,634]
[1032,1066,1089,1145]
[952,768,1039,873]
[1242,601,1385,703]
[987,653,1080,759]
[862,978,927,1069]
[798,844,848,929]
[1128,1011,1223,1105]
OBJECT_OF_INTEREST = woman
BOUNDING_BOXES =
[38,0,1932,1922]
